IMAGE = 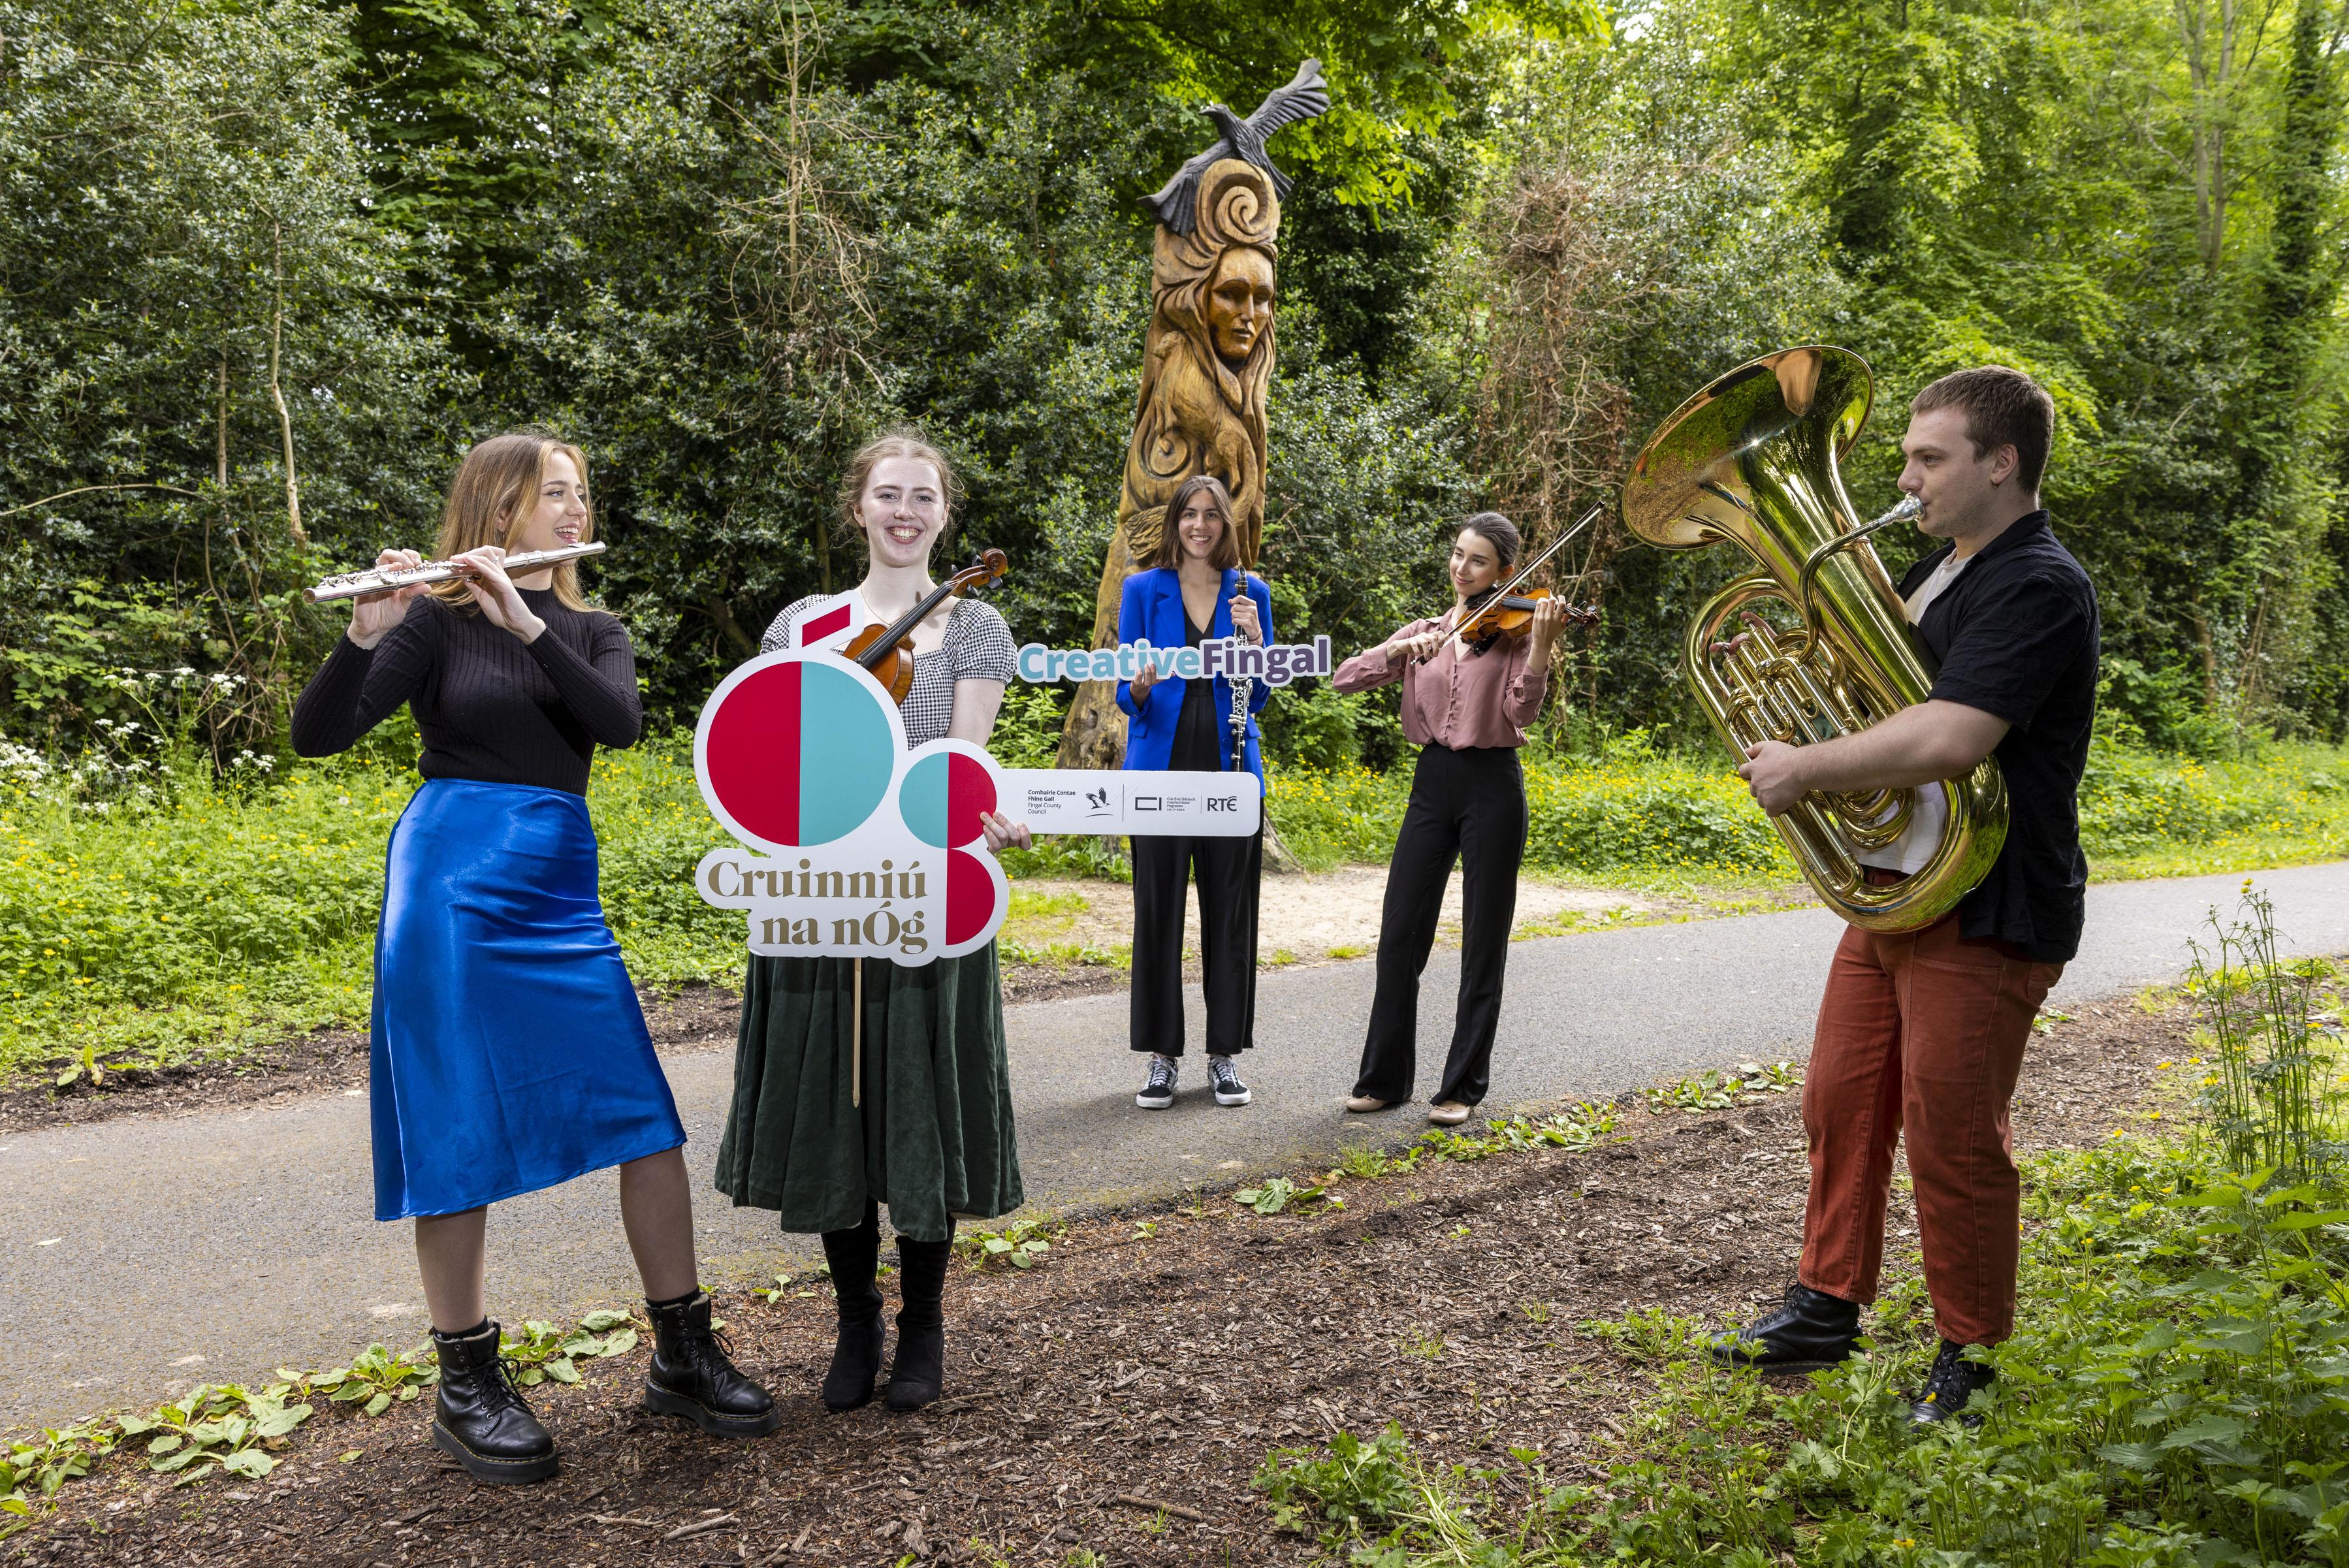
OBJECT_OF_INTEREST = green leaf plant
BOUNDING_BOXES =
[116,1384,311,1486]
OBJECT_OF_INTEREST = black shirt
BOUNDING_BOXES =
[291,588,643,795]
[1170,609,1226,771]
[1899,511,2100,963]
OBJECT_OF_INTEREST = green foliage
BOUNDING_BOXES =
[1234,1176,1341,1215]
[1328,1100,1623,1186]
[1256,1422,1420,1540]
[116,1384,312,1486]
[955,1216,1064,1272]
[0,0,458,745]
[306,1345,439,1418]
[1270,741,1797,878]
[494,1313,643,1386]
[1256,891,2349,1567]
[2,0,2345,771]
[0,1424,112,1536]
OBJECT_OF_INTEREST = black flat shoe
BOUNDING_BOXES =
[430,1321,559,1484]
[1910,1338,1995,1426]
[1706,1279,1861,1373]
[644,1291,782,1437]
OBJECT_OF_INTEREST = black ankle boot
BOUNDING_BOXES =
[886,1234,952,1412]
[1910,1338,1995,1426]
[644,1290,781,1438]
[1706,1279,1861,1373]
[430,1321,558,1484]
[820,1205,886,1412]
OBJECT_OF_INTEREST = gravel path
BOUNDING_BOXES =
[1,859,2341,1432]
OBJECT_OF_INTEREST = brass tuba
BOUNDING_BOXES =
[1620,345,2006,932]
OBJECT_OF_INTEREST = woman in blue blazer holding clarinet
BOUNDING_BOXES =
[1116,472,1273,1112]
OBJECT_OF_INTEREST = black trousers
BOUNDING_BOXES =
[1130,828,1262,1057]
[1353,745,1527,1106]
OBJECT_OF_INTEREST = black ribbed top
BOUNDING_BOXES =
[291,588,642,795]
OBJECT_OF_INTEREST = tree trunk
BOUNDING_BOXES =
[268,221,306,545]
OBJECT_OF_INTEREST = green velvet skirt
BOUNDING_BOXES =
[714,947,1022,1243]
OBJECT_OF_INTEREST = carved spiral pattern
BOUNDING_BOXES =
[1196,163,1277,251]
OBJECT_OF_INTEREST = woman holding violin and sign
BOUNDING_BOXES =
[717,429,1029,1416]
[1333,509,1591,1125]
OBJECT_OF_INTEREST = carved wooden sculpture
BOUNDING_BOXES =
[1057,61,1329,769]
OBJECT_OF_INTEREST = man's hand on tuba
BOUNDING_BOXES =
[1738,741,1808,814]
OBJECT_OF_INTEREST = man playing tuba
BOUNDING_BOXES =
[1708,367,2101,1426]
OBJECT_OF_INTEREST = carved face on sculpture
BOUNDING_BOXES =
[1206,246,1275,367]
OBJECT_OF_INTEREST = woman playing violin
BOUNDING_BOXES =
[1332,511,1569,1125]
[716,429,1029,1417]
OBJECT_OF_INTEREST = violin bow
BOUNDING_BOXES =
[1422,504,1606,657]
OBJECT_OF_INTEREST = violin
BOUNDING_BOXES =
[1454,586,1600,653]
[846,549,1010,704]
[1418,505,1606,658]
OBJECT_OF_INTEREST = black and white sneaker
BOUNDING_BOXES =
[1207,1055,1252,1106]
[1136,1054,1177,1110]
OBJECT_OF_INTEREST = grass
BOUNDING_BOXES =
[3,731,2345,1085]
[1255,894,2349,1567]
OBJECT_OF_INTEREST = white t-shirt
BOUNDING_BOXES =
[1856,552,1970,873]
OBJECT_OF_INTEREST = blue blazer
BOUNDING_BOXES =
[1115,566,1272,784]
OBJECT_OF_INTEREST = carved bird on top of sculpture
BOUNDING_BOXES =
[1143,57,1332,236]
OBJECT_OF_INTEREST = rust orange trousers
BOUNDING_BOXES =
[1796,913,2063,1347]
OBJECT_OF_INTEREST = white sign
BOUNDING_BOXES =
[996,768,1261,835]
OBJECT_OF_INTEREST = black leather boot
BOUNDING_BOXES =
[1706,1279,1861,1373]
[430,1321,558,1484]
[1910,1338,1995,1426]
[820,1204,886,1412]
[643,1290,781,1437]
[885,1233,953,1412]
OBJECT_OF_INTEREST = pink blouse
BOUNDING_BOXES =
[1332,612,1550,750]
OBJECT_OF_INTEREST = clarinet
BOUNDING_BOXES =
[1227,592,1256,772]
[1228,665,1253,773]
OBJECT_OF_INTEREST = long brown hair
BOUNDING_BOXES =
[838,428,960,554]
[428,432,600,614]
[1147,473,1241,571]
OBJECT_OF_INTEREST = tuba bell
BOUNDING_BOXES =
[1620,345,2007,932]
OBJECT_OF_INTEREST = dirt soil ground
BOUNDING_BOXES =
[10,994,2188,1568]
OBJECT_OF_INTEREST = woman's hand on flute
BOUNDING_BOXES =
[349,549,427,650]
[453,547,547,643]
[980,810,1032,852]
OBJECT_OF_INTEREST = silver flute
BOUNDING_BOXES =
[304,541,607,603]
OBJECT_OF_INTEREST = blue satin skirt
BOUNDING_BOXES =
[370,778,686,1221]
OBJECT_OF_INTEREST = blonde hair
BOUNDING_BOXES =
[1147,473,1241,571]
[839,428,960,554]
[429,432,601,615]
